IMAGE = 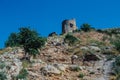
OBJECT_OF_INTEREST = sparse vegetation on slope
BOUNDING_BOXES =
[64,34,79,46]
[2,24,120,80]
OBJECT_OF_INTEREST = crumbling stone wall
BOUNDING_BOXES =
[62,19,77,33]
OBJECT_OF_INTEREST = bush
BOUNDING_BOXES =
[113,39,120,52]
[16,68,28,80]
[80,23,95,32]
[19,27,46,56]
[0,72,7,80]
[106,55,116,61]
[97,29,104,33]
[0,62,5,69]
[64,34,78,46]
[112,56,120,79]
[115,56,120,66]
[78,73,84,78]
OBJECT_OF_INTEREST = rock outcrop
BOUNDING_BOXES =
[0,52,22,80]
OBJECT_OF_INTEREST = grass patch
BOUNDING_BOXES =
[22,60,31,68]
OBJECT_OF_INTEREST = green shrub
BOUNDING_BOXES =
[5,33,20,47]
[113,39,120,52]
[106,55,115,61]
[0,62,5,69]
[64,34,78,46]
[0,72,7,80]
[115,56,120,66]
[78,73,84,78]
[112,56,120,79]
[16,68,28,80]
[80,23,95,32]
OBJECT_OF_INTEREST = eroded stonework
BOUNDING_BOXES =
[62,19,77,33]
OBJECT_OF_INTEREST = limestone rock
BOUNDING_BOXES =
[69,65,83,71]
[0,52,22,80]
[89,46,101,52]
[41,65,61,75]
[53,63,68,71]
[80,46,89,50]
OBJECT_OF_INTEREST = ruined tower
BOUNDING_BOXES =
[62,19,77,34]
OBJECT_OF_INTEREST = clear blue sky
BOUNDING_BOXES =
[0,0,120,48]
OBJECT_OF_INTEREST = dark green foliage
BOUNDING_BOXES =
[97,29,104,33]
[115,56,120,66]
[64,34,78,45]
[5,27,46,57]
[5,33,20,47]
[113,38,120,52]
[78,73,84,78]
[0,72,7,80]
[16,69,28,80]
[115,41,120,52]
[112,56,120,79]
[106,55,116,61]
[19,27,46,56]
[80,23,95,32]
[0,62,5,69]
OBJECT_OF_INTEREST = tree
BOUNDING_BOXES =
[80,23,95,32]
[5,27,46,59]
[19,27,46,58]
[5,33,20,47]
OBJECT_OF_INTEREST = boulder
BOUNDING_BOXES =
[53,63,68,71]
[89,46,101,52]
[30,59,44,63]
[41,65,61,75]
[80,46,89,51]
[69,65,83,71]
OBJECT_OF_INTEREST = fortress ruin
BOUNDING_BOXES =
[62,19,77,33]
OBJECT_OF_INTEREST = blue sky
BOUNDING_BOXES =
[0,0,120,48]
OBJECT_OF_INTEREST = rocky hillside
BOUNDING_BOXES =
[0,30,120,80]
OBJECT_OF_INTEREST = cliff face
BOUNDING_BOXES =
[34,31,117,80]
[0,30,119,80]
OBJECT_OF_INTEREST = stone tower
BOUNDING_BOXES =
[62,19,77,34]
